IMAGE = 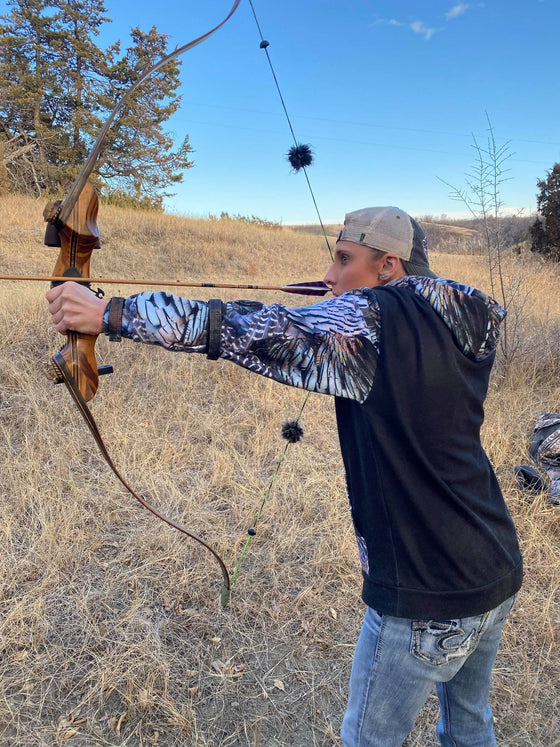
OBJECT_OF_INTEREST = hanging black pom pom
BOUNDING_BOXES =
[287,143,313,172]
[281,419,304,443]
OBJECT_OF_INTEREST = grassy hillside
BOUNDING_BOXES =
[290,214,534,256]
[0,194,558,745]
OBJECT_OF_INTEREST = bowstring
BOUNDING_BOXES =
[247,0,333,262]
[229,1,334,591]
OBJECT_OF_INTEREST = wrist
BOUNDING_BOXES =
[103,297,125,342]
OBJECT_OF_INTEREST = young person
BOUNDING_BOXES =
[46,206,522,746]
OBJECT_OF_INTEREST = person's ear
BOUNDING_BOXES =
[378,254,405,281]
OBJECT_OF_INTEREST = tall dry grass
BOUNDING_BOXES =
[0,193,558,746]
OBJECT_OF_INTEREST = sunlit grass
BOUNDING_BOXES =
[0,193,558,745]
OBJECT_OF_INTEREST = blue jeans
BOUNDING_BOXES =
[341,595,516,746]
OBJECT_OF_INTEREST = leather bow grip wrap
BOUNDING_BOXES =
[46,182,101,403]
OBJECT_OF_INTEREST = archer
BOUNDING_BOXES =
[47,205,522,747]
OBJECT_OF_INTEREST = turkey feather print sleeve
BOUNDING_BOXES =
[117,290,381,403]
[109,277,504,404]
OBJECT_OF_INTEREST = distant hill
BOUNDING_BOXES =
[288,215,534,254]
[288,223,341,239]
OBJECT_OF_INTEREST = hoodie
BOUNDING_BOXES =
[109,276,523,618]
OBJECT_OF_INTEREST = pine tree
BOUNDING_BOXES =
[0,0,194,203]
[0,0,65,192]
[51,0,113,186]
[531,163,560,262]
[98,25,194,208]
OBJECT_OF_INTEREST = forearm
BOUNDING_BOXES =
[104,290,380,402]
[105,292,211,352]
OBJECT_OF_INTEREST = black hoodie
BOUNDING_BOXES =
[112,275,523,619]
[336,281,522,618]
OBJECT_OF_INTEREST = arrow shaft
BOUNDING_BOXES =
[0,274,330,295]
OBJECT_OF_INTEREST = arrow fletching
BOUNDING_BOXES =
[281,280,330,296]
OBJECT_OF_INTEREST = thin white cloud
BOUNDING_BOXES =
[374,16,437,40]
[374,18,403,28]
[445,3,470,20]
[375,1,482,41]
[410,20,437,40]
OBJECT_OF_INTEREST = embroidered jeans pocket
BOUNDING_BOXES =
[410,614,487,666]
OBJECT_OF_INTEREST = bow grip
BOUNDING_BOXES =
[45,182,105,402]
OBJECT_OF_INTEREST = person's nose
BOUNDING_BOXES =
[323,264,335,287]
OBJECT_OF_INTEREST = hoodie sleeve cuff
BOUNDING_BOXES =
[103,297,125,342]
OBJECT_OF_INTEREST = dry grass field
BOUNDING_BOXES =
[0,193,558,746]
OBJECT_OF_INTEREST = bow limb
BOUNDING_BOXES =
[56,351,231,606]
[46,0,243,394]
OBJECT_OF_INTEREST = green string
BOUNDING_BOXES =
[228,2,335,596]
[229,393,309,588]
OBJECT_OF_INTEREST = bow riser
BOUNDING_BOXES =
[46,182,101,402]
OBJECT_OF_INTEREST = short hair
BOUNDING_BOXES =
[367,246,387,262]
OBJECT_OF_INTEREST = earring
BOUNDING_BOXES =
[379,274,386,279]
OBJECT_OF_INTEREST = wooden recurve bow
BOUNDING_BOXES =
[44,1,242,607]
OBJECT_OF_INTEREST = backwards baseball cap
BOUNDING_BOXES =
[337,206,437,278]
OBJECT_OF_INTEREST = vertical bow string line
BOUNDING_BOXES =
[228,1,334,593]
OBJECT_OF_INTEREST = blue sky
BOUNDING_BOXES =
[5,0,560,224]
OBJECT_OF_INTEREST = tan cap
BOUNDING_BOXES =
[338,206,437,278]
